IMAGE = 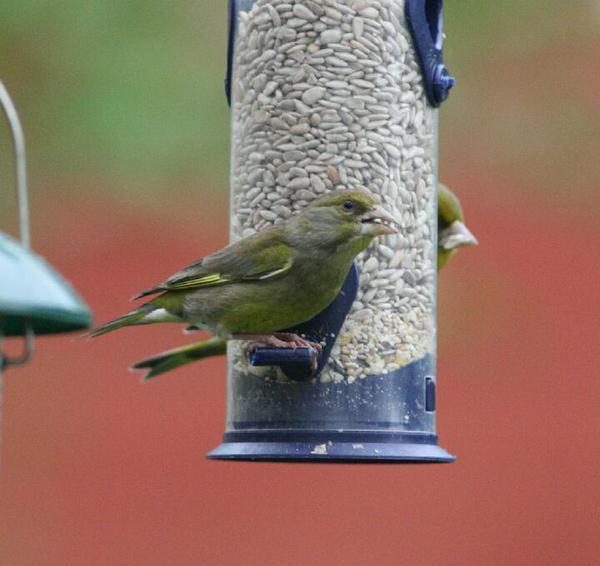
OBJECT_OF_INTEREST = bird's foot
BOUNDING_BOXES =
[273,332,323,352]
[234,333,322,351]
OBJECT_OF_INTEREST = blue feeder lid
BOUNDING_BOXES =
[0,231,92,336]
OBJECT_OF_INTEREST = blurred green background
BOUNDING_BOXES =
[0,0,230,226]
[1,0,597,222]
[1,2,599,565]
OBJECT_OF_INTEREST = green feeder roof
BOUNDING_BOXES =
[0,231,93,336]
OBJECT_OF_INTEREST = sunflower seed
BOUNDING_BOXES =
[302,86,326,105]
[321,29,342,44]
[293,4,317,21]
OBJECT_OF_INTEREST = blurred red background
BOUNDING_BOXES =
[1,186,598,565]
[1,1,599,564]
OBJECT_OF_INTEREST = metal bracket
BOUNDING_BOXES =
[0,327,34,369]
[249,263,359,381]
[0,79,31,249]
[0,79,35,359]
[405,0,455,107]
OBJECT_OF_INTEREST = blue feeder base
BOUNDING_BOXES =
[208,432,455,463]
[208,355,455,463]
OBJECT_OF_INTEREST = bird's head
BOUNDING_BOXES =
[437,183,478,270]
[289,189,398,252]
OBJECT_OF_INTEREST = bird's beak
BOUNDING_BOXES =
[359,206,399,236]
[439,220,478,250]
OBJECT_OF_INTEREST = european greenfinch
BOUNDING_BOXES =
[437,183,478,270]
[90,189,397,371]
[132,183,478,380]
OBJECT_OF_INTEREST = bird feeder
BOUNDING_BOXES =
[0,80,92,380]
[209,0,455,462]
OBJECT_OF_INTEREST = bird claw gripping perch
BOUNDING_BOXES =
[247,263,359,381]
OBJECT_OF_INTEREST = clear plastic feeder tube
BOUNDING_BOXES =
[210,0,452,462]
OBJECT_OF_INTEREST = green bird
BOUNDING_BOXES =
[437,183,478,270]
[132,183,478,380]
[90,189,397,375]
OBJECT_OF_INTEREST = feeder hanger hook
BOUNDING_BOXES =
[0,79,35,368]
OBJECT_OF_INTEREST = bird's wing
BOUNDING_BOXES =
[135,227,293,299]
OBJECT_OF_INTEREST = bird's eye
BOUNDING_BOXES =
[342,200,354,211]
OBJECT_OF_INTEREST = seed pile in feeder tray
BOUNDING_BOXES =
[230,0,436,382]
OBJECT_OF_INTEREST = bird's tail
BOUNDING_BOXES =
[86,305,154,338]
[131,337,227,381]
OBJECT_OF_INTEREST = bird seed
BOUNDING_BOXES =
[230,0,437,383]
